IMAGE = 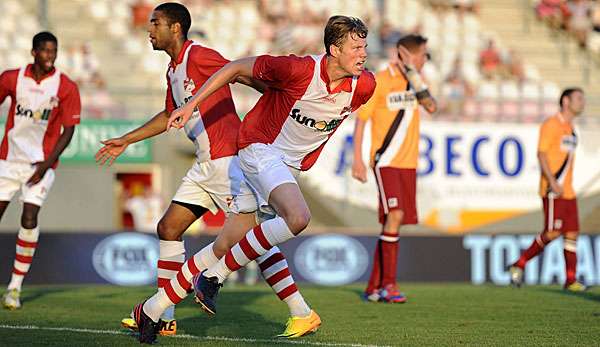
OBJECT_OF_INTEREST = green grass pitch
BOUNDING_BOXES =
[0,283,599,346]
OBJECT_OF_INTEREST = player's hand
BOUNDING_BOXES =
[397,45,415,69]
[95,137,129,166]
[167,104,195,131]
[352,160,368,183]
[26,161,51,186]
[549,180,564,197]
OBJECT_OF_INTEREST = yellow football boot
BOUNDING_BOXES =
[277,310,321,338]
[121,317,177,336]
[120,317,138,331]
[565,282,587,292]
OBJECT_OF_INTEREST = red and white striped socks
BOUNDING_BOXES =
[206,217,295,283]
[257,247,310,317]
[144,242,219,322]
[157,240,185,321]
[143,242,309,322]
[7,227,39,292]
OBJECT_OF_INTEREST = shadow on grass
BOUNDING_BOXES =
[174,289,282,340]
[20,286,72,306]
[537,286,600,303]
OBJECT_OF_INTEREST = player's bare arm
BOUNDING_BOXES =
[397,45,437,114]
[537,151,563,196]
[352,118,368,183]
[235,76,268,94]
[95,109,169,166]
[27,125,75,186]
[167,57,257,130]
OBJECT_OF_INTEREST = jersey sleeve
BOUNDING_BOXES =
[351,70,376,113]
[189,46,230,78]
[165,73,175,113]
[357,73,381,121]
[538,120,558,153]
[59,78,81,127]
[0,70,16,105]
[252,55,313,97]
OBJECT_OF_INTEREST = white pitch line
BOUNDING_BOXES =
[0,324,389,347]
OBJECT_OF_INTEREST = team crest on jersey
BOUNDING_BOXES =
[289,108,343,132]
[183,78,195,93]
[340,106,353,116]
[554,219,563,230]
[15,96,59,122]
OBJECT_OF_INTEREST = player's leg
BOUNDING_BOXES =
[0,201,10,221]
[156,202,206,327]
[510,229,560,286]
[203,184,309,285]
[377,209,404,303]
[510,197,561,286]
[562,198,584,291]
[140,211,257,323]
[563,231,585,291]
[255,246,319,338]
[121,200,205,335]
[4,203,41,310]
[4,167,53,310]
[197,145,309,298]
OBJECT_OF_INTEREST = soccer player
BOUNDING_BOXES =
[509,88,586,292]
[161,14,374,331]
[95,3,313,342]
[0,32,81,310]
[351,35,437,304]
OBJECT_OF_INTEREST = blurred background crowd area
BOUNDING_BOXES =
[0,0,599,124]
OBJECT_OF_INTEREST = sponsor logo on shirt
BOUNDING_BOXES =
[289,108,343,132]
[15,96,59,122]
[386,90,417,111]
[560,135,577,153]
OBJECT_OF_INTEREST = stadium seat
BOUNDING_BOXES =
[521,82,542,122]
[499,81,520,122]
[477,81,500,121]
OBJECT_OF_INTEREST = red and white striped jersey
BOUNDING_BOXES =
[165,40,240,162]
[0,65,81,168]
[239,54,375,170]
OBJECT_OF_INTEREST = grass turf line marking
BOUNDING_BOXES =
[0,324,388,347]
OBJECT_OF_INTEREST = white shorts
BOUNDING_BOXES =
[172,155,257,215]
[0,160,55,206]
[233,143,300,215]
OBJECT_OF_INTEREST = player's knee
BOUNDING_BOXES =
[212,238,230,259]
[386,210,404,229]
[545,230,561,241]
[564,231,578,241]
[21,214,38,229]
[282,209,311,235]
[156,219,182,241]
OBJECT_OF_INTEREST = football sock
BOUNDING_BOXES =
[515,233,549,269]
[257,247,310,317]
[157,240,185,321]
[205,217,295,283]
[564,238,577,285]
[143,243,218,322]
[380,231,400,288]
[7,227,39,291]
